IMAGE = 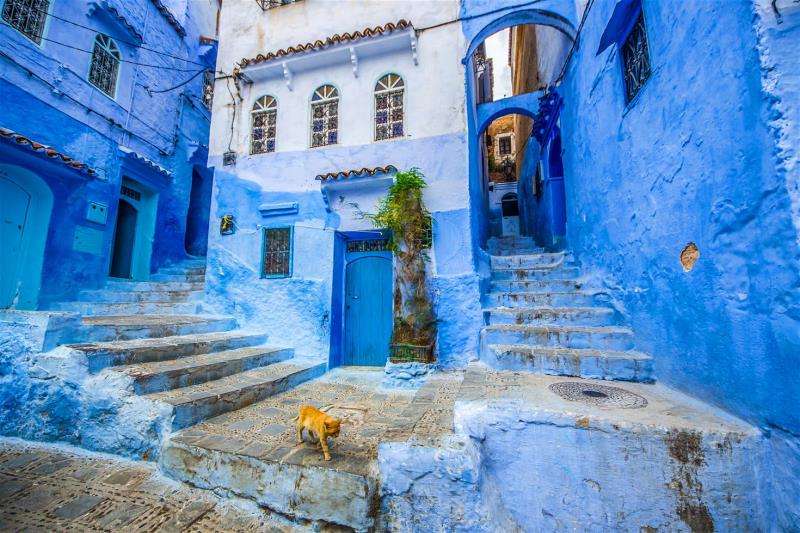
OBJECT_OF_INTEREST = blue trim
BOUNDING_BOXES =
[258,202,298,217]
[597,0,643,55]
[260,225,293,279]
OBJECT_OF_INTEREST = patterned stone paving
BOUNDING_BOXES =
[0,438,334,532]
[171,367,462,476]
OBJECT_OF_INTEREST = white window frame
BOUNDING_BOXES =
[251,94,278,155]
[309,84,339,148]
[87,33,121,99]
[373,73,405,142]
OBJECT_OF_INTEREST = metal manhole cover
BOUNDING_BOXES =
[548,381,648,409]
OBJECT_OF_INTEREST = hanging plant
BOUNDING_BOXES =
[370,168,437,362]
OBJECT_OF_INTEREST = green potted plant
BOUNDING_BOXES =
[370,168,437,363]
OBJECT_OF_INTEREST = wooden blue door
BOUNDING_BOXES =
[344,256,392,366]
[0,177,31,307]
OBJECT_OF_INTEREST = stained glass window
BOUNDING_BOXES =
[251,95,277,154]
[2,0,49,44]
[621,11,651,103]
[374,74,404,141]
[262,226,292,278]
[310,85,338,148]
[88,34,121,97]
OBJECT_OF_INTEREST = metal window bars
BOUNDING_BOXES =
[2,0,49,44]
[88,34,121,97]
[622,11,651,103]
[374,74,404,141]
[262,227,292,277]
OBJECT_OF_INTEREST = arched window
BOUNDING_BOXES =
[88,34,121,97]
[251,95,277,154]
[374,74,404,141]
[310,84,339,147]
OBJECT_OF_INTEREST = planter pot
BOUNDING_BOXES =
[390,343,434,364]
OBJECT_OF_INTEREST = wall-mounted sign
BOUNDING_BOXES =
[220,215,235,235]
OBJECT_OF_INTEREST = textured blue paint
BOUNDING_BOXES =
[0,0,216,308]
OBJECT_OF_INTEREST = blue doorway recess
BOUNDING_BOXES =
[110,199,138,279]
[343,253,393,366]
[0,164,53,309]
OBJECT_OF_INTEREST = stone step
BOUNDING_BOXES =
[150,273,205,283]
[116,345,295,394]
[53,300,200,315]
[80,315,237,342]
[103,280,204,292]
[484,290,604,308]
[490,278,583,292]
[482,343,653,381]
[147,358,326,430]
[483,306,617,326]
[491,252,566,270]
[158,266,206,276]
[67,330,268,372]
[489,247,547,256]
[491,266,581,280]
[179,259,207,268]
[78,289,202,303]
[482,324,635,351]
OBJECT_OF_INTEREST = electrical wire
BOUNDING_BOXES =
[146,68,208,94]
[1,21,204,71]
[24,2,211,66]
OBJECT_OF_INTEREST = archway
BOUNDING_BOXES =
[0,164,53,309]
[110,199,138,279]
[185,166,213,257]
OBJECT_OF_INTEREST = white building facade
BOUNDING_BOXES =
[205,0,482,367]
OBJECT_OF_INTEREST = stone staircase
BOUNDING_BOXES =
[55,260,325,441]
[481,236,654,382]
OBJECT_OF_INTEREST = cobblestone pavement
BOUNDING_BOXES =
[0,438,325,532]
[172,367,462,477]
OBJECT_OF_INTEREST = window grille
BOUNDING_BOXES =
[310,85,338,148]
[88,34,121,97]
[346,238,390,253]
[202,70,214,109]
[374,74,404,141]
[621,11,651,103]
[262,226,292,278]
[251,95,277,154]
[255,0,300,10]
[2,0,49,44]
[498,136,512,156]
[120,185,141,202]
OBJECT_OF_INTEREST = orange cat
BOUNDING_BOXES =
[295,405,341,461]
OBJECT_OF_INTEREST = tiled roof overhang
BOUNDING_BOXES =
[0,127,97,176]
[239,20,412,68]
[151,0,186,37]
[316,165,398,182]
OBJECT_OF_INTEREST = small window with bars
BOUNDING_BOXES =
[2,0,49,44]
[621,10,651,104]
[251,95,277,154]
[346,238,390,253]
[310,85,338,148]
[202,70,214,110]
[88,34,121,97]
[262,226,292,278]
[375,73,404,141]
[498,135,512,156]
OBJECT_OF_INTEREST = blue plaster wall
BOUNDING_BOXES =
[205,132,481,366]
[0,0,215,308]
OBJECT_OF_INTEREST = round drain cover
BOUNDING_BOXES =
[549,381,648,409]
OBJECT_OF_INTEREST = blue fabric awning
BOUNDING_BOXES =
[597,0,642,55]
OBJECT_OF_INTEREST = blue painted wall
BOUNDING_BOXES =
[0,0,216,307]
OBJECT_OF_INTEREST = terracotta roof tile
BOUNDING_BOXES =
[239,20,412,68]
[0,127,97,176]
[316,165,398,181]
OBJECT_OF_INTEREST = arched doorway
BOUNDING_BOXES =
[501,192,520,235]
[185,167,213,257]
[110,199,138,279]
[0,164,53,309]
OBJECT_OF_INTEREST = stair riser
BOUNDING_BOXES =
[481,347,654,382]
[158,267,206,276]
[491,255,566,269]
[169,363,326,430]
[78,290,202,303]
[491,267,581,280]
[132,348,294,395]
[55,302,200,315]
[103,281,204,292]
[485,309,616,327]
[483,329,635,351]
[485,292,601,308]
[83,318,237,342]
[150,274,205,283]
[488,247,545,256]
[81,334,269,372]
[491,279,582,292]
